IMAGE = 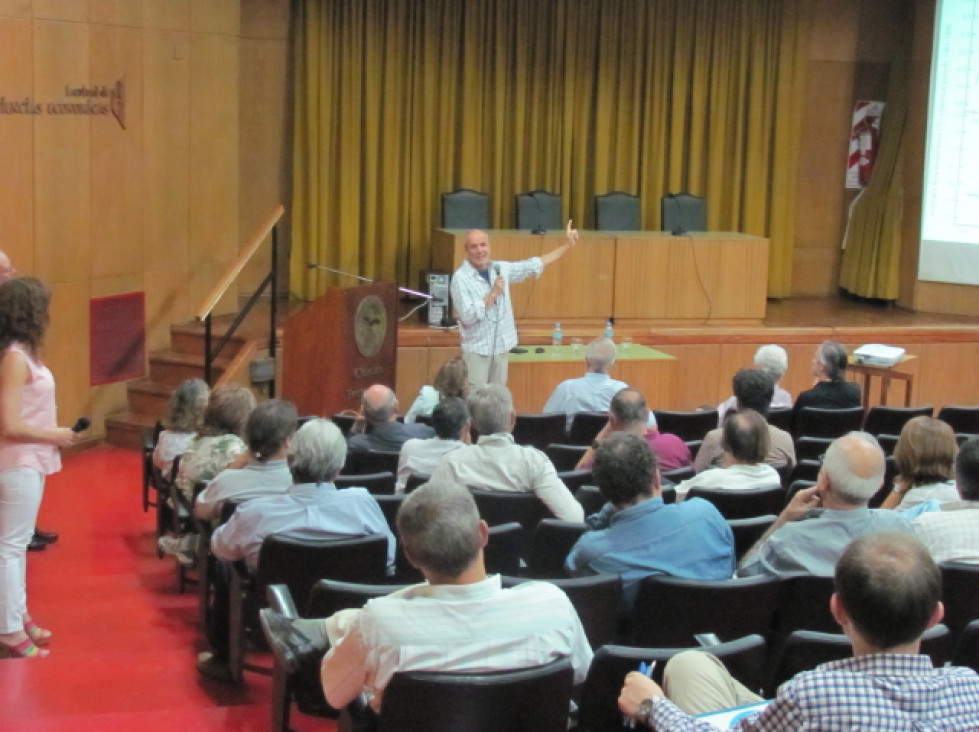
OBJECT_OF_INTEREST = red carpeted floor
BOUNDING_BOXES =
[0,446,335,731]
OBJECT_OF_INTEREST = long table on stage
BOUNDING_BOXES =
[431,229,770,323]
[507,343,675,412]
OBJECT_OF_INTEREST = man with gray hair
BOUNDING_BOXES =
[429,385,584,521]
[260,482,593,714]
[347,384,434,453]
[717,344,792,425]
[738,432,912,578]
[199,419,395,681]
[543,337,628,429]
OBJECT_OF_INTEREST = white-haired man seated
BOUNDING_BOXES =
[543,337,628,430]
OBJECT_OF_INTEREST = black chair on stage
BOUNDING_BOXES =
[503,574,623,650]
[595,191,641,231]
[628,574,780,648]
[513,413,568,451]
[442,188,491,230]
[654,409,719,442]
[863,405,933,437]
[661,192,707,234]
[577,636,766,732]
[685,484,785,520]
[515,190,562,232]
[568,412,608,445]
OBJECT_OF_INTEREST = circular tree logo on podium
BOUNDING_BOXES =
[354,294,387,358]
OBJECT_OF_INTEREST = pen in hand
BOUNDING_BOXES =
[625,660,658,729]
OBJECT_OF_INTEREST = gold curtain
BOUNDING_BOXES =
[839,1,913,300]
[291,0,810,300]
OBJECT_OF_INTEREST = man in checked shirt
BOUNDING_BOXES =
[449,221,578,388]
[619,532,979,731]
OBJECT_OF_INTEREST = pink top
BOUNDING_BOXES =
[0,344,61,475]
[580,430,693,472]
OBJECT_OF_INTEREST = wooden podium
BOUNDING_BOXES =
[282,281,398,417]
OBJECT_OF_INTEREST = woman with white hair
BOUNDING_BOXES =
[717,344,792,426]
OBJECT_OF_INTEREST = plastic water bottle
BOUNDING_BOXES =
[604,320,614,341]
[552,323,563,347]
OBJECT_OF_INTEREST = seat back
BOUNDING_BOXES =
[515,190,562,231]
[442,188,491,229]
[372,494,405,536]
[557,468,594,495]
[306,579,410,618]
[523,519,587,578]
[567,412,608,445]
[334,471,396,495]
[331,413,356,437]
[661,192,707,233]
[503,574,623,650]
[794,436,834,462]
[793,406,865,439]
[661,466,695,486]
[403,472,430,493]
[595,191,640,231]
[863,405,933,436]
[938,405,979,436]
[770,575,838,644]
[469,488,550,530]
[254,533,390,616]
[728,515,776,562]
[952,619,979,673]
[653,409,719,442]
[484,522,523,576]
[575,485,605,516]
[379,658,574,732]
[766,407,793,432]
[578,636,766,732]
[343,450,401,476]
[940,562,979,640]
[685,484,786,520]
[628,575,780,647]
[512,413,568,451]
[545,443,588,472]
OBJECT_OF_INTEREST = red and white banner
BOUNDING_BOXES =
[846,101,884,189]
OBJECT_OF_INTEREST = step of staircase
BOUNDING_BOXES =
[148,349,232,388]
[170,323,250,357]
[105,411,159,451]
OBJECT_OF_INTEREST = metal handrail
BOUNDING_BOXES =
[195,205,284,391]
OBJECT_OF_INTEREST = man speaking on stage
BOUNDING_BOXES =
[450,220,578,387]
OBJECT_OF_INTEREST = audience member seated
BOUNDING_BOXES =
[396,397,470,493]
[347,384,434,453]
[675,410,781,501]
[913,437,979,564]
[619,532,979,730]
[175,384,256,502]
[194,399,298,522]
[429,385,584,522]
[199,419,396,682]
[879,416,960,512]
[792,340,861,416]
[543,337,628,430]
[403,356,469,424]
[260,481,593,713]
[152,378,209,477]
[576,387,691,473]
[695,369,795,473]
[565,433,734,611]
[717,344,792,426]
[739,432,913,579]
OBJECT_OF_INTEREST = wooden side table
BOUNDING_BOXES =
[848,355,916,410]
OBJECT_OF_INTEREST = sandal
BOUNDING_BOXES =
[24,620,52,646]
[0,636,49,658]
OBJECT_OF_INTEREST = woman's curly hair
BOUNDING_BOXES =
[0,277,50,358]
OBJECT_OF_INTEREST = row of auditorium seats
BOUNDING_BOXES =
[442,188,707,234]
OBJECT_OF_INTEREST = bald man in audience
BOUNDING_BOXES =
[542,337,628,430]
[347,384,434,453]
[620,532,979,730]
[738,432,913,578]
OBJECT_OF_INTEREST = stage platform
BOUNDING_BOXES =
[396,296,979,413]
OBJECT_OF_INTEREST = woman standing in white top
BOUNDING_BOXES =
[0,278,76,657]
[882,416,959,511]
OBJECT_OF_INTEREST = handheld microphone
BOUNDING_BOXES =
[71,417,90,433]
[493,263,501,277]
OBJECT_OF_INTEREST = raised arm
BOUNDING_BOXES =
[539,219,579,267]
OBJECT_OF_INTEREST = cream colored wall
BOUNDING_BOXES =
[0,0,243,437]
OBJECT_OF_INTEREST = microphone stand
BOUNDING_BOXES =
[531,191,546,235]
[307,263,433,300]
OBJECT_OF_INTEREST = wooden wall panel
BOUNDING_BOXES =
[90,0,142,26]
[914,282,979,319]
[33,0,89,22]
[0,18,34,268]
[191,0,239,36]
[916,343,979,410]
[46,280,90,429]
[652,343,721,410]
[144,0,189,30]
[90,24,143,279]
[0,1,31,17]
[142,29,190,276]
[143,268,192,353]
[34,20,91,285]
